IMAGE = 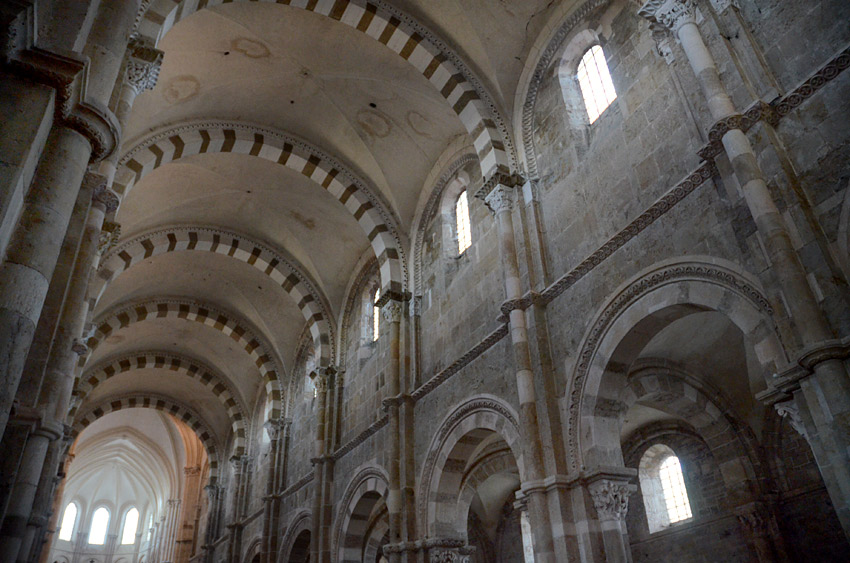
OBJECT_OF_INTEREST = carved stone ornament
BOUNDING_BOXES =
[71,338,88,356]
[430,550,470,563]
[98,221,122,254]
[381,300,403,323]
[92,186,120,213]
[639,0,697,35]
[484,184,515,215]
[588,479,635,521]
[125,42,163,94]
[775,400,808,441]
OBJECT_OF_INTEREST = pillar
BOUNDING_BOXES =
[639,0,850,537]
[483,182,556,561]
[587,477,636,563]
[310,370,329,563]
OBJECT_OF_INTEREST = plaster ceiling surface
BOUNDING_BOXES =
[93,250,306,369]
[84,317,261,408]
[620,404,677,441]
[83,371,235,441]
[124,3,466,226]
[389,0,564,117]
[117,152,367,312]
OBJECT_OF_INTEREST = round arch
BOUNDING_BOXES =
[91,225,335,377]
[114,122,407,298]
[567,258,787,473]
[72,351,248,456]
[132,2,513,181]
[333,466,389,563]
[417,395,523,539]
[73,394,222,482]
[83,298,284,415]
[279,510,312,563]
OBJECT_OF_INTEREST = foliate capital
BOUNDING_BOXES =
[92,184,120,213]
[588,479,636,521]
[484,184,515,215]
[381,300,403,323]
[775,399,808,441]
[639,0,697,36]
[125,39,163,94]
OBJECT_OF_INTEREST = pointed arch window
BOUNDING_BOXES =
[88,506,110,545]
[456,190,472,255]
[58,502,77,541]
[372,288,380,342]
[639,444,693,532]
[577,45,617,123]
[121,507,139,544]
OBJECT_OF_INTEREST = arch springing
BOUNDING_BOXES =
[456,190,472,255]
[58,502,77,541]
[121,507,139,544]
[88,507,110,545]
[577,45,617,123]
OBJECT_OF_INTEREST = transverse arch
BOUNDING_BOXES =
[133,2,513,181]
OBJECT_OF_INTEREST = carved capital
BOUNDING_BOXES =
[184,465,202,476]
[484,184,515,215]
[125,38,163,94]
[775,399,808,441]
[381,300,403,323]
[263,419,286,440]
[71,338,88,356]
[89,171,119,212]
[98,221,122,254]
[639,0,697,36]
[588,479,635,521]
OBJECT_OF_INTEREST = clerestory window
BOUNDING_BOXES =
[88,506,110,545]
[58,502,78,541]
[121,507,139,544]
[456,190,472,255]
[639,444,693,532]
[577,45,617,123]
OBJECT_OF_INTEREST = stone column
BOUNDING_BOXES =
[639,0,850,537]
[262,419,285,563]
[587,477,636,563]
[175,466,202,563]
[226,457,248,563]
[734,501,790,563]
[0,125,92,439]
[0,175,117,563]
[484,183,555,561]
[201,484,223,563]
[380,298,404,563]
[310,370,329,563]
[36,448,73,563]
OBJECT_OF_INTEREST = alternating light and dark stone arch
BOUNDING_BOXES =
[113,122,408,298]
[90,226,336,377]
[81,298,285,420]
[132,1,515,182]
[71,351,249,456]
[73,394,223,482]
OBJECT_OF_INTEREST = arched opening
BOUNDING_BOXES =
[287,529,311,563]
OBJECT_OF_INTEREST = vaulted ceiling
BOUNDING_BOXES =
[79,0,572,459]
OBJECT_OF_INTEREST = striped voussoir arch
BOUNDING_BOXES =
[114,124,404,298]
[90,226,333,368]
[82,299,283,419]
[134,0,510,181]
[74,394,221,481]
[72,352,248,455]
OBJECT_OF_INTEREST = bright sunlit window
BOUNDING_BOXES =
[372,288,380,342]
[121,507,139,544]
[577,45,617,123]
[58,503,77,541]
[639,444,693,532]
[456,190,472,254]
[88,507,110,545]
[659,456,693,524]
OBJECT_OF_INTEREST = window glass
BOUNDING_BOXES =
[88,507,110,545]
[577,45,617,123]
[121,507,139,544]
[456,190,472,254]
[659,456,693,523]
[58,503,77,541]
